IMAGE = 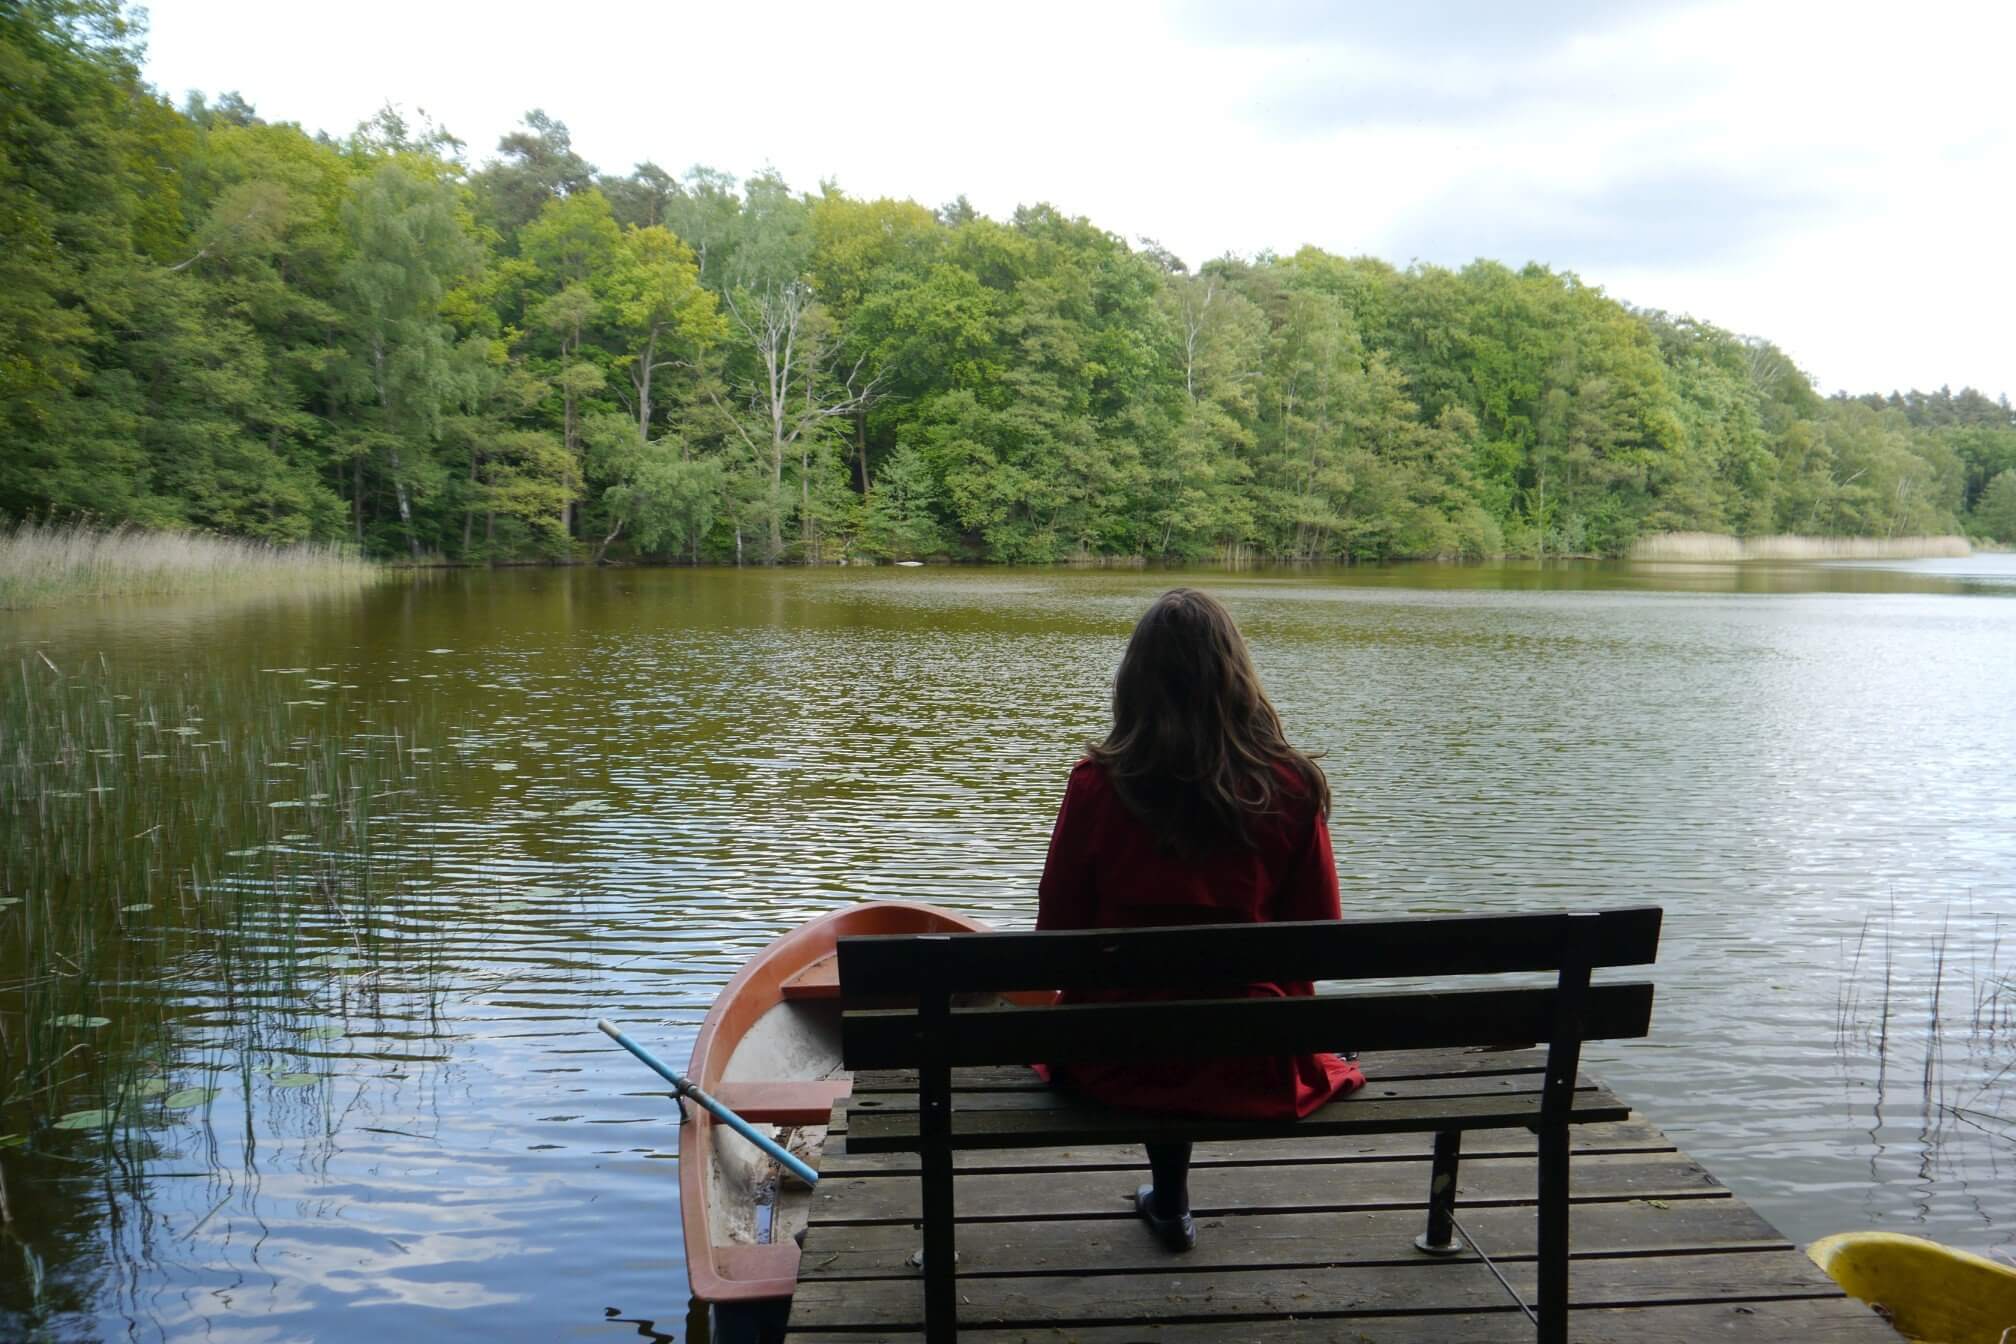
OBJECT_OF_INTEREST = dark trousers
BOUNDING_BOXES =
[1144,1141,1192,1215]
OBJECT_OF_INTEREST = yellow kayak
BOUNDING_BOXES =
[1808,1232,2016,1344]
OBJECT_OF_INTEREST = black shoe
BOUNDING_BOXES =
[1135,1184,1197,1252]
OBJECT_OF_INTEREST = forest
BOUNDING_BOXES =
[7,1,2016,565]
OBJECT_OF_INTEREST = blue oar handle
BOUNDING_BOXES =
[596,1019,820,1186]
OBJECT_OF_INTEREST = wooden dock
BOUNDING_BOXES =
[784,1050,1893,1342]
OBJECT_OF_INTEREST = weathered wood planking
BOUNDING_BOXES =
[789,1296,1899,1343]
[786,1067,1892,1342]
[809,1148,1724,1225]
[788,1248,1868,1329]
[797,1200,1789,1280]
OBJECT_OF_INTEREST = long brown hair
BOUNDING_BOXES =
[1087,588,1328,850]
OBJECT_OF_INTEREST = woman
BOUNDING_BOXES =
[1035,588,1364,1251]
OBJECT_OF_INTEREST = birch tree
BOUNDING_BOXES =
[337,163,481,557]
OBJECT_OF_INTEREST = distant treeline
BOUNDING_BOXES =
[6,3,2016,564]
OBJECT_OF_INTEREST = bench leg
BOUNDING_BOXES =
[1414,1129,1464,1255]
[1535,1120,1570,1344]
[921,1134,956,1344]
[916,952,958,1344]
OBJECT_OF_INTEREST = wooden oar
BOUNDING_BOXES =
[596,1018,820,1186]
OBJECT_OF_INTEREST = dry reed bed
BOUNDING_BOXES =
[0,522,381,607]
[1631,532,1974,562]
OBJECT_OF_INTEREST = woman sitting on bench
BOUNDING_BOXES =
[1035,587,1366,1252]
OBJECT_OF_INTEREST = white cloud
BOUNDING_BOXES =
[142,0,2014,398]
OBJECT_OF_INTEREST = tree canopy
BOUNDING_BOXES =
[3,2,2006,563]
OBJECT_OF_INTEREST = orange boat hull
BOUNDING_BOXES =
[679,901,997,1306]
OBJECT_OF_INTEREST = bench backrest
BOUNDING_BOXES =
[838,907,1661,1071]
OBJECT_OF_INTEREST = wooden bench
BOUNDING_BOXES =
[832,906,1662,1344]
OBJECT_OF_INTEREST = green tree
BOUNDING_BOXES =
[336,162,482,556]
[1976,469,2016,543]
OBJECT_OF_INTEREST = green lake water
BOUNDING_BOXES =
[3,557,2014,1340]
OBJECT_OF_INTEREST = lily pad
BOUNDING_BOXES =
[51,1014,110,1029]
[268,800,302,809]
[121,903,152,913]
[226,846,265,858]
[492,761,518,772]
[164,726,199,736]
[0,897,21,908]
[303,1025,344,1040]
[561,799,610,816]
[271,1073,318,1089]
[0,1134,26,1149]
[164,1087,218,1108]
[52,1108,111,1130]
[130,1078,172,1098]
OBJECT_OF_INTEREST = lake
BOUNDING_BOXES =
[3,556,2013,1341]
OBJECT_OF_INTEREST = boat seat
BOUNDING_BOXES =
[778,954,840,1000]
[711,1242,800,1284]
[711,1079,851,1126]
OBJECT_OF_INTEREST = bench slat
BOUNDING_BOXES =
[817,1115,1676,1176]
[844,1074,1607,1116]
[846,1047,1554,1094]
[842,983,1653,1070]
[836,907,1661,995]
[844,1087,1632,1153]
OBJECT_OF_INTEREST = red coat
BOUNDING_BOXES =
[1034,759,1365,1120]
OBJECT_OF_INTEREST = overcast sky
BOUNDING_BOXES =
[142,0,2013,400]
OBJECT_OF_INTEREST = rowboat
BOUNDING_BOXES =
[680,901,999,1342]
[1808,1231,2016,1343]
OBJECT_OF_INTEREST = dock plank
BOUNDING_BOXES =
[796,1198,1787,1280]
[787,1248,1858,1331]
[809,1151,1726,1225]
[788,1296,1897,1343]
[792,1063,1878,1343]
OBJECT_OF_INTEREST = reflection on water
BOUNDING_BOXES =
[2,558,2013,1340]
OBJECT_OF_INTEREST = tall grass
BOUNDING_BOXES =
[0,522,382,608]
[1631,531,1974,562]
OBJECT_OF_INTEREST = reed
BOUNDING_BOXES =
[0,521,383,607]
[1630,531,1974,562]
[1835,901,2014,1155]
[0,653,448,1164]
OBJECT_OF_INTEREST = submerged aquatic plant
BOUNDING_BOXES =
[1836,901,2016,1152]
[0,648,456,1313]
